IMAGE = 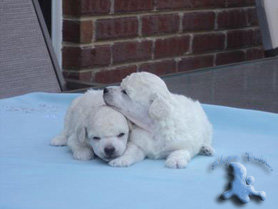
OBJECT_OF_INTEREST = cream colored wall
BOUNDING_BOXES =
[263,0,278,48]
[51,0,62,67]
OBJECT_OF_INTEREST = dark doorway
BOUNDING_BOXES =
[38,0,52,37]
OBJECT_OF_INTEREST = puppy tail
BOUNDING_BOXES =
[50,132,67,146]
[199,145,215,156]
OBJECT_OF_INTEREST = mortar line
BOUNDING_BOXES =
[62,45,263,73]
[63,6,256,21]
[62,26,260,47]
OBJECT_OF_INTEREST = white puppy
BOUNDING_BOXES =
[103,72,214,168]
[51,90,130,162]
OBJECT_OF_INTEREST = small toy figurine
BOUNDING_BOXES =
[222,162,266,203]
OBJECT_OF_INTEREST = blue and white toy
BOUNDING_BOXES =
[222,162,266,203]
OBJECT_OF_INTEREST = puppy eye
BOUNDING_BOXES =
[93,136,101,140]
[117,133,125,137]
[121,90,127,95]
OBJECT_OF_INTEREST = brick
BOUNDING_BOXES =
[114,0,153,13]
[192,33,225,53]
[63,20,93,43]
[225,0,255,7]
[183,12,215,32]
[63,71,92,82]
[92,45,111,67]
[142,14,179,36]
[62,45,111,69]
[192,0,225,8]
[154,36,190,59]
[113,41,152,63]
[66,81,93,90]
[227,29,262,49]
[62,47,93,69]
[217,9,248,29]
[247,8,259,26]
[139,60,176,75]
[96,17,138,41]
[63,0,111,16]
[246,47,264,60]
[156,0,193,10]
[178,55,214,72]
[156,0,225,10]
[216,50,245,65]
[94,66,137,83]
[245,0,256,5]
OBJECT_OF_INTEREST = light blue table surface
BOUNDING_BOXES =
[0,93,277,209]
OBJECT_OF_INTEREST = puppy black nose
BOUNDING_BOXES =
[104,146,115,156]
[103,88,109,94]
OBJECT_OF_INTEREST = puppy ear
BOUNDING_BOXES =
[149,94,171,120]
[76,125,88,143]
[127,120,134,131]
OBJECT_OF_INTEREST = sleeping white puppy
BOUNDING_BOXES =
[103,72,214,168]
[51,90,130,162]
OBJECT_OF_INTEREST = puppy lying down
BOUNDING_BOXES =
[103,72,214,169]
[51,90,130,162]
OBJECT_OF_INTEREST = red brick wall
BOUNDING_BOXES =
[62,0,264,84]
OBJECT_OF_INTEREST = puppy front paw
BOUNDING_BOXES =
[50,135,67,146]
[73,147,94,161]
[109,157,133,167]
[165,157,188,169]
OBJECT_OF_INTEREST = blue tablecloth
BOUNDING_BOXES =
[0,93,277,209]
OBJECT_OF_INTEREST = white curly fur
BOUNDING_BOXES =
[103,72,214,168]
[51,90,130,162]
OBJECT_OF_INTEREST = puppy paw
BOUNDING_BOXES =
[50,135,67,146]
[109,157,133,167]
[165,157,188,169]
[73,147,94,161]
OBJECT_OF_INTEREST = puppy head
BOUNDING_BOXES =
[103,72,171,131]
[80,106,130,161]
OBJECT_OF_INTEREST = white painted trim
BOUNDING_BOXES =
[51,0,62,67]
[263,0,278,48]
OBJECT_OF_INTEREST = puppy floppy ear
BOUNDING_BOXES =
[76,125,88,143]
[127,120,134,131]
[149,94,171,120]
